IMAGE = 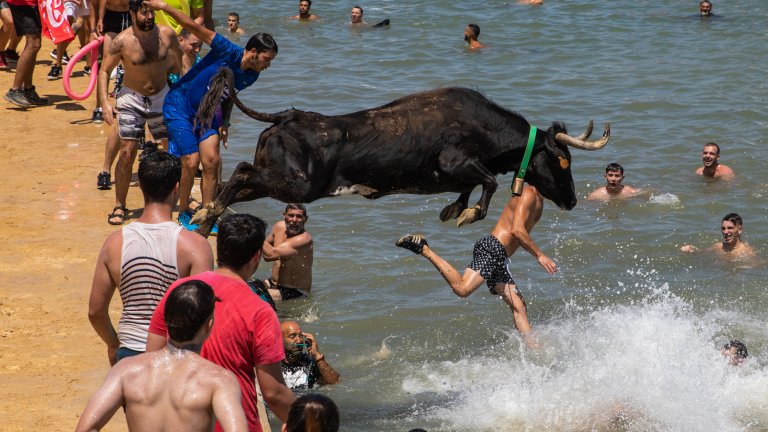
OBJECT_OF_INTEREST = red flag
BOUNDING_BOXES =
[38,0,75,44]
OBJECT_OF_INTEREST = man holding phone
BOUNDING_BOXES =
[280,320,340,390]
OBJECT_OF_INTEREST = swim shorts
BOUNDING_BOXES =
[468,235,517,294]
[8,3,41,36]
[165,116,219,156]
[102,8,131,34]
[115,85,168,141]
[64,0,89,18]
[267,278,307,300]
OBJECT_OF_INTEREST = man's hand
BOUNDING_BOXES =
[220,125,229,149]
[303,332,323,361]
[108,345,118,366]
[96,20,104,36]
[142,0,167,12]
[680,245,698,253]
[537,255,557,275]
[102,102,116,125]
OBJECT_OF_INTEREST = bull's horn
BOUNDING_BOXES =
[576,120,594,140]
[555,122,610,150]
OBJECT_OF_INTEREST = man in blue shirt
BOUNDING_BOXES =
[145,0,277,233]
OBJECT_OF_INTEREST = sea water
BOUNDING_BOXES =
[211,0,767,430]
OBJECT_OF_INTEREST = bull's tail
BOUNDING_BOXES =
[194,68,283,128]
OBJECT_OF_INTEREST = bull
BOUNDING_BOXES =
[193,81,609,236]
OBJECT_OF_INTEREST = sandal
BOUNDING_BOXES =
[97,171,111,190]
[395,235,428,254]
[188,197,203,213]
[108,205,128,225]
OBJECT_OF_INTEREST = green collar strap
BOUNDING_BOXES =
[512,125,537,195]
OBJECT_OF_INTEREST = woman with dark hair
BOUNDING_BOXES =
[283,394,340,432]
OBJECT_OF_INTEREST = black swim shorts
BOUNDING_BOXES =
[102,8,132,34]
[468,235,516,294]
[268,278,307,300]
[8,3,41,36]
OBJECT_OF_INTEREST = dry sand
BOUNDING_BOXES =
[0,38,218,431]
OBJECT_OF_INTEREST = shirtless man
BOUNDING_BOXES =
[700,0,713,17]
[396,183,557,348]
[680,213,756,259]
[464,24,484,50]
[350,6,365,25]
[291,0,318,21]
[101,0,181,225]
[226,12,244,35]
[77,280,247,432]
[696,142,734,180]
[586,162,642,201]
[262,203,314,300]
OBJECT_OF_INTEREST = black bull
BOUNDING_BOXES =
[193,86,609,236]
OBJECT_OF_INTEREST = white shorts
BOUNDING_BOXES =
[64,0,89,18]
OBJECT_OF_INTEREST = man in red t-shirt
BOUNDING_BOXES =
[147,213,295,431]
[4,0,48,107]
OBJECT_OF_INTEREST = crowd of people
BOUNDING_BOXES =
[0,0,748,430]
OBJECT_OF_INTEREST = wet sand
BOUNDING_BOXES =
[0,38,214,431]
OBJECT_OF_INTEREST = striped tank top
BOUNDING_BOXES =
[119,221,181,351]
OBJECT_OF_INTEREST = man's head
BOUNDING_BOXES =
[604,162,625,190]
[284,393,340,432]
[165,280,218,344]
[721,213,743,246]
[281,320,308,363]
[701,142,721,168]
[722,340,747,365]
[138,151,181,204]
[217,213,267,271]
[129,0,155,32]
[284,203,308,237]
[464,24,480,42]
[244,33,278,72]
[178,29,201,57]
[350,6,363,23]
[700,0,713,16]
[298,0,312,17]
[227,12,240,31]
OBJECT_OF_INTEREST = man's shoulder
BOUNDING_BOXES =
[586,187,607,200]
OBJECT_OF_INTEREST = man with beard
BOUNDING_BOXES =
[680,213,756,259]
[696,142,734,180]
[463,23,484,50]
[263,204,314,301]
[280,320,340,390]
[101,0,181,225]
[586,162,642,201]
[291,0,318,21]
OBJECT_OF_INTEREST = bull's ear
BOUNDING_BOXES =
[544,138,572,171]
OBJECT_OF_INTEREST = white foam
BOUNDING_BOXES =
[648,193,681,205]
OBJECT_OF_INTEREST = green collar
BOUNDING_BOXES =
[512,125,537,195]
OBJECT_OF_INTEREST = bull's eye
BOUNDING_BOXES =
[558,157,570,170]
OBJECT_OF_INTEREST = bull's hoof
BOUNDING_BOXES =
[456,206,481,227]
[439,202,467,222]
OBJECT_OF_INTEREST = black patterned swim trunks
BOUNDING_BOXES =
[468,235,516,294]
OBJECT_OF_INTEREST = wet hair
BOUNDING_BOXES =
[722,213,743,227]
[605,162,624,174]
[700,1,712,7]
[128,0,144,12]
[467,23,480,38]
[300,0,312,6]
[179,28,192,39]
[217,213,267,270]
[704,142,720,154]
[285,203,308,217]
[138,151,181,203]
[724,340,747,359]
[352,5,363,14]
[165,280,217,342]
[228,12,240,20]
[245,32,278,54]
[284,394,340,432]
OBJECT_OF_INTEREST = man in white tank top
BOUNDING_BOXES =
[88,151,213,365]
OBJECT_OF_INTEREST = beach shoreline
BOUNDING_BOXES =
[0,37,212,431]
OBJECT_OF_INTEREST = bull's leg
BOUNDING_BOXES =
[441,159,497,226]
[193,161,268,237]
[439,191,471,222]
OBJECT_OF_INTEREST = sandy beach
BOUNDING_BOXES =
[0,37,214,431]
